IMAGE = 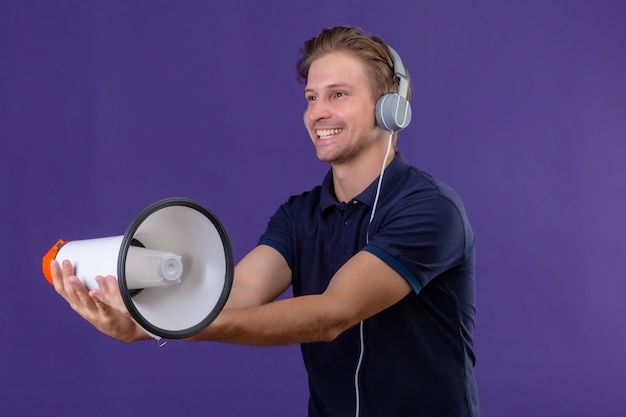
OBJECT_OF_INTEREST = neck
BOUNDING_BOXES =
[331,140,396,203]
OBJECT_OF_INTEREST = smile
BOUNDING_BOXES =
[315,128,343,139]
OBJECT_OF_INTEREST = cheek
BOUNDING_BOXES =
[303,106,316,128]
[360,105,378,128]
[303,111,316,140]
[347,107,374,131]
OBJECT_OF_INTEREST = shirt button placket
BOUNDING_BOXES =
[340,202,354,257]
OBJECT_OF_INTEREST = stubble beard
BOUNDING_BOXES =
[316,132,378,167]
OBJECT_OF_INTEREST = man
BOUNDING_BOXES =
[51,26,479,417]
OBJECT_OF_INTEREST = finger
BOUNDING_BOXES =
[89,289,125,323]
[51,260,80,311]
[60,259,76,278]
[52,260,82,303]
[70,281,99,313]
[61,260,82,295]
[60,264,98,312]
[94,275,129,314]
[50,260,65,294]
[91,294,112,316]
[96,275,118,293]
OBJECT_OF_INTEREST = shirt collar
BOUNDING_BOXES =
[320,152,409,213]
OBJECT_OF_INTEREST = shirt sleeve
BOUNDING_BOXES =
[257,198,295,270]
[362,193,471,293]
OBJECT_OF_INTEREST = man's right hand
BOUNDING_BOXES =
[50,259,148,343]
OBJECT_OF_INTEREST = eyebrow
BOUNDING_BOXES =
[304,83,352,95]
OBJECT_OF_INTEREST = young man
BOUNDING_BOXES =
[51,26,479,417]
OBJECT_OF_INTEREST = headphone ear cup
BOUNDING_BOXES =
[375,93,412,132]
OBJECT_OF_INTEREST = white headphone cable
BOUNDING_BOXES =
[355,130,394,417]
[366,130,394,242]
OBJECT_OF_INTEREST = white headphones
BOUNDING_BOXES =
[374,47,412,132]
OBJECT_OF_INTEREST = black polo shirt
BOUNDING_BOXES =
[259,152,479,417]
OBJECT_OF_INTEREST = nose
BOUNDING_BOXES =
[305,98,331,123]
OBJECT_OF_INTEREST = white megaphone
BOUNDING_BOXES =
[42,197,233,341]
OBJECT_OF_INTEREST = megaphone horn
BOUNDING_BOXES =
[42,198,234,340]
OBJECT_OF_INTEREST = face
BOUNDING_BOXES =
[303,52,384,165]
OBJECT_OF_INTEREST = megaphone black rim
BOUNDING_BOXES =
[117,197,233,340]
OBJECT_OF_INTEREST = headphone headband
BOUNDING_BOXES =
[387,47,409,100]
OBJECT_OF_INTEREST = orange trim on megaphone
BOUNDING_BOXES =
[42,239,67,285]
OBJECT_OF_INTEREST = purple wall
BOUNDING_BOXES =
[2,1,625,416]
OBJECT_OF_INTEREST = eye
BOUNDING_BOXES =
[334,91,345,98]
[306,95,317,101]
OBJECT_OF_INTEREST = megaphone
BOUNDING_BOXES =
[42,197,233,341]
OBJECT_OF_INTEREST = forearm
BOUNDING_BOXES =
[186,294,349,345]
[182,248,411,347]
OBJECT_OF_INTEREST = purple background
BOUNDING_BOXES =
[2,1,625,416]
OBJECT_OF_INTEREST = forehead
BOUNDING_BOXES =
[305,51,371,91]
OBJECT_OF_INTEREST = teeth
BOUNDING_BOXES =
[316,128,343,139]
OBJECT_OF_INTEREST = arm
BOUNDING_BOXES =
[51,243,411,346]
[187,246,412,345]
[221,244,293,310]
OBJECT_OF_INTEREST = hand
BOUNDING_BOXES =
[50,259,147,343]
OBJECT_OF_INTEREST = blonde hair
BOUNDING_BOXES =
[296,26,411,102]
